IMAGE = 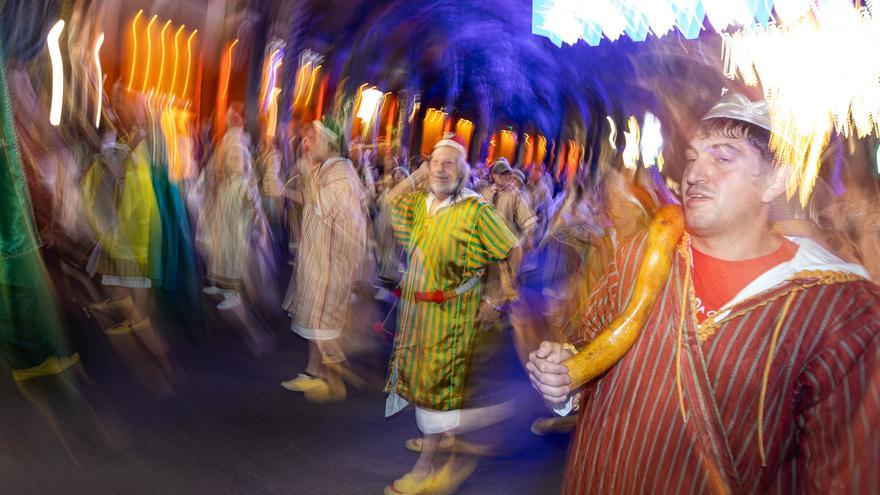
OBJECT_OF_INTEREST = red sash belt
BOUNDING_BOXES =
[402,274,481,304]
[412,289,458,304]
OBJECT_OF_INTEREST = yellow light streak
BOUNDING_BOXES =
[267,88,281,138]
[293,62,313,107]
[47,20,65,126]
[260,48,279,111]
[304,65,321,107]
[127,10,143,92]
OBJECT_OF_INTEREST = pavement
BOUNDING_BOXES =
[0,279,569,494]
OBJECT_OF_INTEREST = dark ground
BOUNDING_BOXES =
[0,273,569,494]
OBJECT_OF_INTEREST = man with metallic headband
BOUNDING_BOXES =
[529,94,880,493]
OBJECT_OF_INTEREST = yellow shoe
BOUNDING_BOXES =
[12,353,81,382]
[405,435,493,456]
[105,320,133,335]
[404,434,456,453]
[87,299,111,311]
[280,373,324,392]
[425,457,476,495]
[530,416,577,436]
[384,472,432,495]
[304,379,346,403]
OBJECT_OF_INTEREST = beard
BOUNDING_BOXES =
[429,177,460,197]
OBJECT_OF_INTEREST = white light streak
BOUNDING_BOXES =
[94,33,104,128]
[47,20,65,126]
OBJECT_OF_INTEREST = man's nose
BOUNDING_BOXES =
[685,158,709,185]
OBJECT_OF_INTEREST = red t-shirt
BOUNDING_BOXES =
[692,239,798,323]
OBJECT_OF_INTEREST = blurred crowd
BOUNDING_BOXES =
[3,1,880,493]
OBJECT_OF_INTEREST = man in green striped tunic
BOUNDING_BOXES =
[382,134,520,494]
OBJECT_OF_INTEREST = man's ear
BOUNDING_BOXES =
[761,164,791,204]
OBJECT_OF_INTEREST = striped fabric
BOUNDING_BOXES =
[283,157,366,334]
[202,175,257,289]
[385,191,518,411]
[564,235,880,494]
[481,186,538,240]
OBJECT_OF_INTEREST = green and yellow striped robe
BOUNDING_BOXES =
[386,191,518,411]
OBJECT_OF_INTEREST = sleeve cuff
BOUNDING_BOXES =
[552,396,574,416]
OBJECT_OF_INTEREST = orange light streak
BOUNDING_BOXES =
[215,39,239,139]
[141,14,157,92]
[535,135,547,166]
[127,10,143,92]
[183,29,197,99]
[171,25,184,97]
[219,39,239,101]
[315,75,327,120]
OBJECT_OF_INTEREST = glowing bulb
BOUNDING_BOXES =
[47,20,65,126]
[723,2,880,205]
[703,0,754,31]
[774,0,811,25]
[94,33,104,128]
[640,112,663,167]
[622,116,641,170]
[357,87,384,124]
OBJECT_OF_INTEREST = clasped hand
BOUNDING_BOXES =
[526,341,573,405]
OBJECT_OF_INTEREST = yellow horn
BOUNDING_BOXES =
[563,204,684,389]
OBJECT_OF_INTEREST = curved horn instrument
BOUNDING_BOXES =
[563,204,684,389]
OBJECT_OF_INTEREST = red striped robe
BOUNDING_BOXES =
[564,235,880,494]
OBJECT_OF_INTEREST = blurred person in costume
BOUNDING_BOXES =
[281,117,367,402]
[382,133,521,494]
[0,33,76,382]
[529,94,880,494]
